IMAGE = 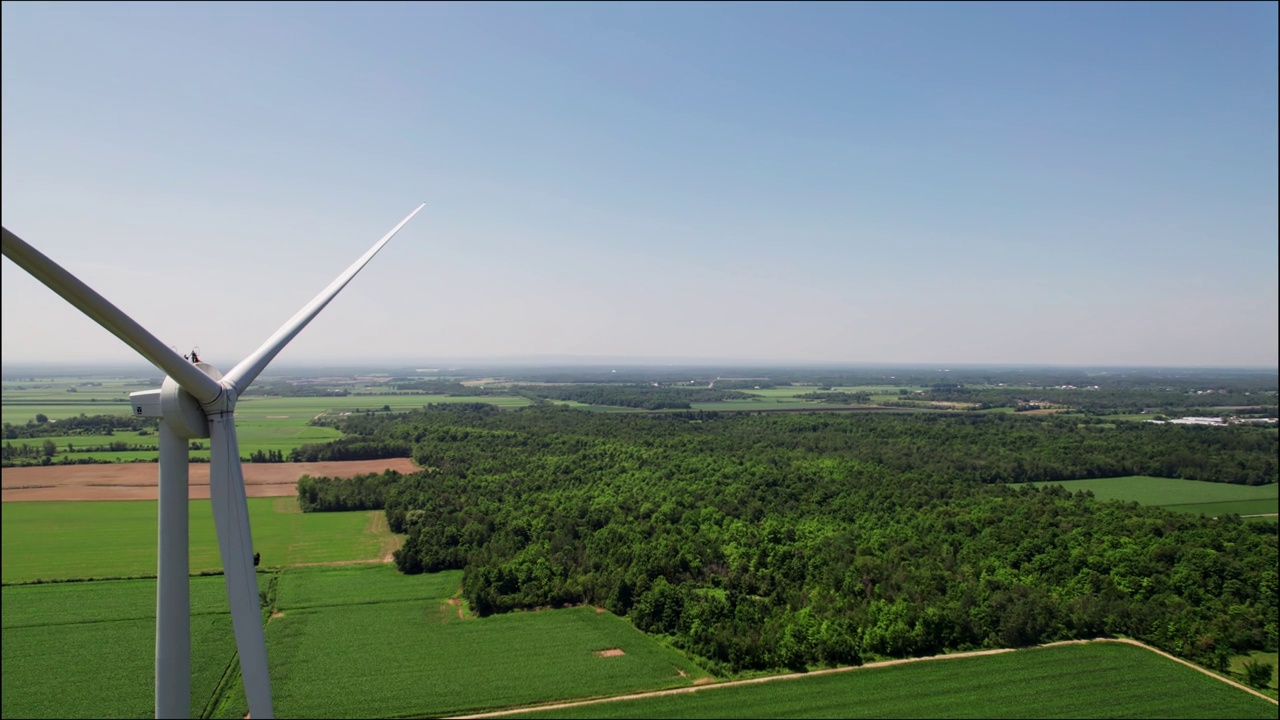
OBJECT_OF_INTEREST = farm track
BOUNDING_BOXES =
[450,638,1277,719]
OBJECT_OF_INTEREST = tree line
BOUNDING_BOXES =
[296,470,403,512]
[1,413,159,439]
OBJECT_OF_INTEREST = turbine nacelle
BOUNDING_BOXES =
[132,362,227,439]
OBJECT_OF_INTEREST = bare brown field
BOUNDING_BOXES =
[0,458,419,502]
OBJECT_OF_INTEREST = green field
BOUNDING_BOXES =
[2,377,153,424]
[3,385,534,461]
[1,498,392,583]
[213,564,710,718]
[2,422,343,462]
[1018,476,1279,518]
[511,642,1277,719]
[274,563,462,610]
[690,399,834,411]
[1,576,237,718]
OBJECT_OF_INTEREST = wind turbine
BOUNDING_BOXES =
[1,203,425,719]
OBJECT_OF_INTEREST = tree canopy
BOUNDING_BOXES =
[303,405,1277,675]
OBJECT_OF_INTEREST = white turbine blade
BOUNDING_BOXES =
[222,203,425,393]
[208,415,274,719]
[1,226,223,405]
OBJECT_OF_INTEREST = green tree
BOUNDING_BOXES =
[41,439,57,457]
[1242,659,1274,689]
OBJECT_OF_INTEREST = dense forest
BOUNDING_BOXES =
[302,405,1277,675]
[297,469,403,512]
[288,436,412,462]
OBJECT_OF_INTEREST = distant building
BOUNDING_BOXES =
[1166,416,1226,426]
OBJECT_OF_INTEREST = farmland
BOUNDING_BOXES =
[0,457,420,502]
[1018,475,1279,518]
[212,564,710,719]
[1,497,396,583]
[5,569,1274,719]
[2,377,534,461]
[507,642,1278,719]
[2,374,953,461]
[1,576,237,719]
[2,366,1276,718]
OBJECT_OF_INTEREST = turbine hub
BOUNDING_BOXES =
[160,376,209,439]
[159,362,226,439]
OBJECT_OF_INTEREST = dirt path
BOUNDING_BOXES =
[452,647,1015,718]
[0,458,419,502]
[447,598,466,621]
[285,511,402,569]
[450,638,1276,719]
[367,510,403,562]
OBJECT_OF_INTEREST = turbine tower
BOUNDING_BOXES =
[1,203,425,719]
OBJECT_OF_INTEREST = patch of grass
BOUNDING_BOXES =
[1230,651,1279,697]
[1017,476,1278,517]
[511,643,1277,719]
[1,500,392,583]
[741,388,810,398]
[1171,500,1278,518]
[275,564,462,610]
[690,399,817,411]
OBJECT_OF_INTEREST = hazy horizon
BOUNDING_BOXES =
[3,2,1277,368]
[3,355,1277,377]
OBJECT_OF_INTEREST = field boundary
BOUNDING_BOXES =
[450,638,1276,719]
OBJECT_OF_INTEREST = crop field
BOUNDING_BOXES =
[1,377,150,423]
[740,387,815,398]
[2,422,344,463]
[236,393,532,419]
[213,564,710,719]
[690,398,840,411]
[1,576,237,719]
[509,642,1278,719]
[3,401,136,424]
[4,382,533,461]
[1,497,394,583]
[1018,476,1279,518]
[274,563,462,611]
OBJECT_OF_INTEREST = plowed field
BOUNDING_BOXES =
[0,459,419,501]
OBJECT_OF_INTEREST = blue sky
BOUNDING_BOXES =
[2,1,1276,368]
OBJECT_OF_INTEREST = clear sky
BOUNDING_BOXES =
[2,1,1277,369]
